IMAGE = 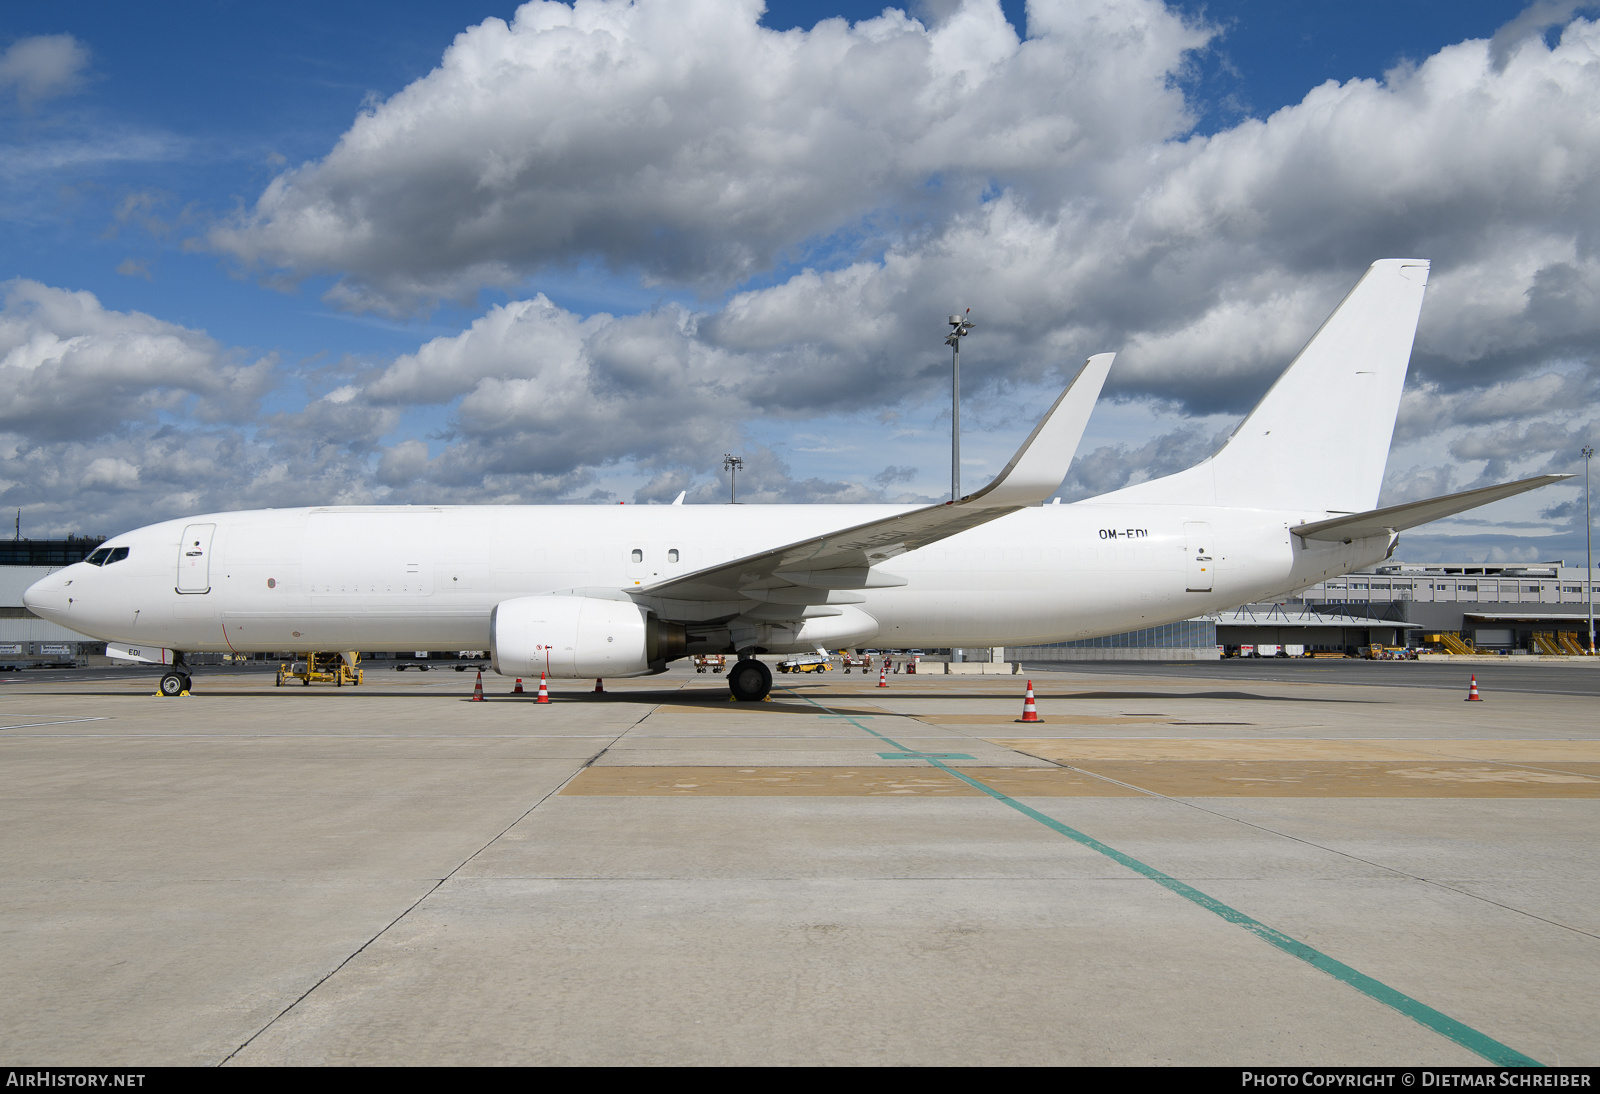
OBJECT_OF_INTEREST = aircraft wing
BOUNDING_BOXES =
[639,353,1114,605]
[1291,474,1572,542]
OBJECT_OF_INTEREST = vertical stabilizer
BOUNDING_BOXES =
[1105,259,1429,513]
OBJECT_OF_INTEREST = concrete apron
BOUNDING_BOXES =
[0,663,1594,1065]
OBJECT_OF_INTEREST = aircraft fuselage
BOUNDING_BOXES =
[24,502,1390,656]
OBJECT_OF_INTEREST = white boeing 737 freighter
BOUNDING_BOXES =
[24,260,1568,701]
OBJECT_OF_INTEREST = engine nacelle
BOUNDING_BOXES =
[490,595,686,678]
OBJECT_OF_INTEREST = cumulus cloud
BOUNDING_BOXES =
[13,1,1600,561]
[0,280,275,441]
[1490,0,1600,68]
[363,295,747,482]
[0,34,89,107]
[80,456,140,491]
[197,0,1600,497]
[209,0,1205,311]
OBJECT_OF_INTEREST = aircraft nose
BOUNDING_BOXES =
[22,572,67,616]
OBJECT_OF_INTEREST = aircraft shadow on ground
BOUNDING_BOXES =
[780,684,1378,705]
[12,683,1375,706]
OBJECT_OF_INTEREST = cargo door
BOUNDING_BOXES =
[1184,521,1213,592]
[176,523,215,594]
[302,509,438,596]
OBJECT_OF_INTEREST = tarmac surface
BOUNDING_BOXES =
[2,659,1596,1066]
[1020,657,1600,697]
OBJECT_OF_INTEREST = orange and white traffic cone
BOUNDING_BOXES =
[471,671,485,701]
[1016,680,1041,723]
[536,673,551,704]
[1465,674,1482,701]
[594,678,604,694]
[877,662,888,688]
[512,678,524,694]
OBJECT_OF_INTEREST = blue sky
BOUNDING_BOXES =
[2,0,1597,567]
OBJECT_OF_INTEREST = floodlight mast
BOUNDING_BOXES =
[946,310,975,501]
[723,453,743,504]
[1585,445,1595,654]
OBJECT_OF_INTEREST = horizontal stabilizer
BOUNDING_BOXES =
[1292,475,1572,542]
[639,353,1114,608]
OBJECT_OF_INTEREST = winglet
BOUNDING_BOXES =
[963,353,1114,508]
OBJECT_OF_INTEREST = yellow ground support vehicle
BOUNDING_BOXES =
[777,653,832,673]
[1364,645,1415,660]
[277,651,363,686]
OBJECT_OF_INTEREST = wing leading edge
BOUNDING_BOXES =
[639,353,1114,608]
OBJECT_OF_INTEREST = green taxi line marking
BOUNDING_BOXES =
[792,688,1541,1068]
[877,752,974,760]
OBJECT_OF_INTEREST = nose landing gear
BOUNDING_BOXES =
[157,652,192,697]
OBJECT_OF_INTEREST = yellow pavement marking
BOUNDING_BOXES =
[557,756,1600,797]
[990,737,1600,762]
[1059,760,1600,798]
[561,766,978,795]
[989,738,1600,796]
[561,766,1140,796]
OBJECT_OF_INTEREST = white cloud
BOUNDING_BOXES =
[12,2,1600,561]
[0,34,89,107]
[360,294,747,483]
[0,280,275,441]
[80,456,140,491]
[209,0,1206,312]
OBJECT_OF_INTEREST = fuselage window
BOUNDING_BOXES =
[85,548,112,567]
[106,547,130,564]
[631,549,643,563]
[668,549,679,563]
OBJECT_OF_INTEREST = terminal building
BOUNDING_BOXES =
[1294,560,1597,654]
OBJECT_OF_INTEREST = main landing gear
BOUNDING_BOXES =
[727,656,772,702]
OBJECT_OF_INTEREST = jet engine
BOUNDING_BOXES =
[490,595,686,678]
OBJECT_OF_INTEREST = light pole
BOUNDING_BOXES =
[723,453,743,504]
[946,310,975,501]
[1584,445,1594,654]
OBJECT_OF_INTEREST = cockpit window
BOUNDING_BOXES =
[85,548,112,567]
[105,547,130,565]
